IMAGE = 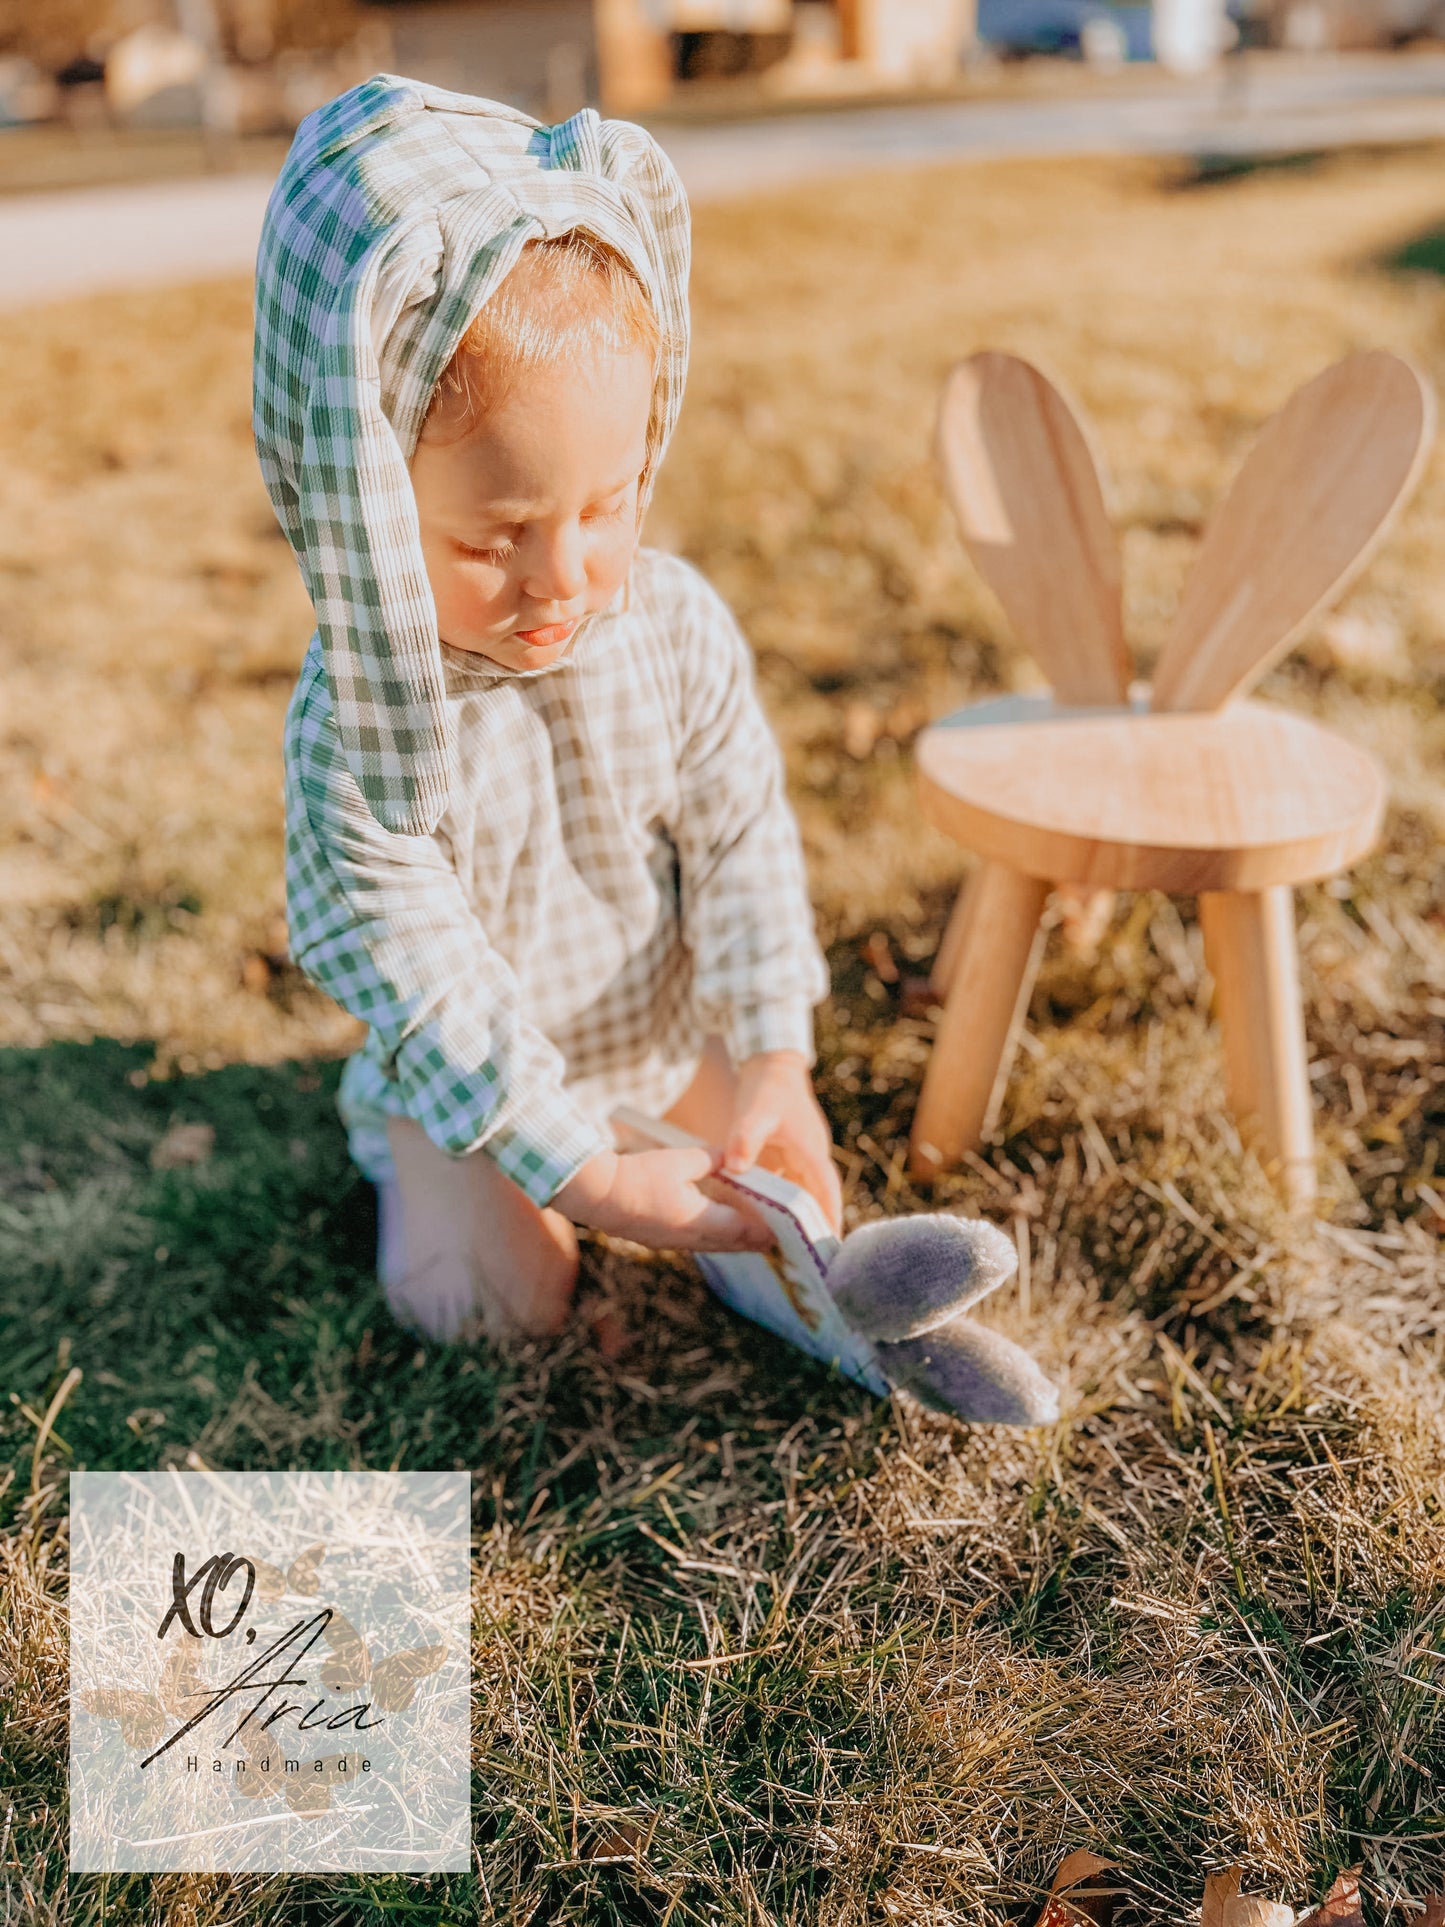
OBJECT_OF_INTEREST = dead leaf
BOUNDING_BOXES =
[1035,1849,1126,1926]
[1224,1901,1294,1927]
[248,1554,289,1599]
[282,1779,331,1814]
[1297,1870,1364,1927]
[283,1748,365,1812]
[1204,1868,1244,1927]
[584,1818,649,1861]
[232,1717,286,1797]
[1417,1899,1445,1927]
[150,1121,214,1169]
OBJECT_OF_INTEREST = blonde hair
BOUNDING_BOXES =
[420,230,662,456]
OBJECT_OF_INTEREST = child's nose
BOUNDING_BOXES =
[524,526,588,605]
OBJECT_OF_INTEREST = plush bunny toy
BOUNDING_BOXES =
[613,1109,1059,1426]
[823,1211,1057,1424]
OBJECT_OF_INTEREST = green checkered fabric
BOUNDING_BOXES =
[283,552,829,1207]
[254,74,690,837]
[260,78,827,1208]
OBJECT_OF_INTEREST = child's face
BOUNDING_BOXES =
[410,345,654,674]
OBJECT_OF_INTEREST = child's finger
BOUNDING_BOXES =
[767,1136,843,1234]
[724,1103,780,1174]
[802,1151,844,1234]
[681,1192,773,1252]
[700,1175,773,1244]
[658,1145,724,1183]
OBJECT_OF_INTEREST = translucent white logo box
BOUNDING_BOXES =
[70,1469,470,1873]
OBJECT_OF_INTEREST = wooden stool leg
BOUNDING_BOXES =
[930,878,973,998]
[910,861,1050,1178]
[1198,886,1317,1209]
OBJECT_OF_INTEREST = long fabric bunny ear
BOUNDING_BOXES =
[254,77,691,835]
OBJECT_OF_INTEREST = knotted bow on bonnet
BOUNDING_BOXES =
[253,75,691,834]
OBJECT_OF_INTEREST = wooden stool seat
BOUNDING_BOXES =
[917,696,1386,895]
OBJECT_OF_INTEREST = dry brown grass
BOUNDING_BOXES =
[1,144,1444,1923]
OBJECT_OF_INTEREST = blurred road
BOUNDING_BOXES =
[6,52,1445,307]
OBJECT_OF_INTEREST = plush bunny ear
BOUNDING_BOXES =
[939,351,1130,706]
[825,1213,1018,1343]
[877,1319,1060,1426]
[1150,349,1435,714]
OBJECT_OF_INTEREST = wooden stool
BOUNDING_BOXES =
[908,350,1434,1205]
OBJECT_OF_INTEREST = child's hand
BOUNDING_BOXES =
[724,1050,843,1235]
[553,1148,773,1253]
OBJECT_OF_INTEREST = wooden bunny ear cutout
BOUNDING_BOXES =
[938,351,1131,706]
[1151,350,1435,714]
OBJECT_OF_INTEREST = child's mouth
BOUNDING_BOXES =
[513,619,578,649]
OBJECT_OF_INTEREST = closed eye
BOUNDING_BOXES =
[456,536,517,564]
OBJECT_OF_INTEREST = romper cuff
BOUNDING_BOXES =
[483,1095,612,1212]
[723,999,818,1069]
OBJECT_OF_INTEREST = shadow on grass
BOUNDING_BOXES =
[0,1040,527,1509]
[0,1037,883,1520]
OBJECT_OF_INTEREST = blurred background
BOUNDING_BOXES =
[6,0,1445,162]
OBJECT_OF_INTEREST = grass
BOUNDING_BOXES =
[2,143,1444,1924]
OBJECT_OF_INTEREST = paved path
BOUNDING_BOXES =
[5,53,1445,308]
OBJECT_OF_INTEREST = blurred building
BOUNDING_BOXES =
[5,0,1444,131]
[0,0,981,122]
[371,0,977,113]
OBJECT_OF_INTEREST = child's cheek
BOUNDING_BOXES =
[448,558,509,631]
[593,524,639,602]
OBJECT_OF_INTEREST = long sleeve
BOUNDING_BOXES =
[283,645,610,1207]
[670,574,830,1066]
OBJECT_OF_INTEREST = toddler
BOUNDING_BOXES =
[256,77,839,1346]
